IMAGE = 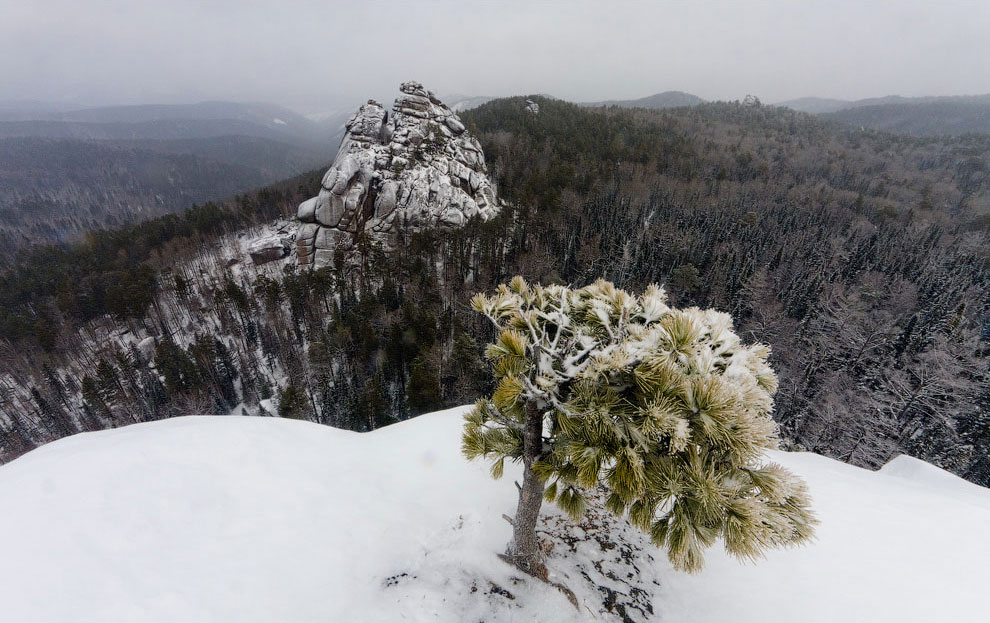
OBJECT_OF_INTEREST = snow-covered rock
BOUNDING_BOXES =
[296,82,501,267]
[136,336,157,361]
[245,235,289,265]
[1,408,988,622]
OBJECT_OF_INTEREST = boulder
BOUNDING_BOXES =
[297,197,318,223]
[246,236,288,265]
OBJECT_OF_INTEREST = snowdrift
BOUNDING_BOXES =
[0,407,987,622]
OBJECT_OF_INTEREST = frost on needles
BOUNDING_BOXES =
[463,277,817,576]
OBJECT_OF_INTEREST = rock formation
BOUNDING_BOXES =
[296,81,500,267]
[246,235,290,265]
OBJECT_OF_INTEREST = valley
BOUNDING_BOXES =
[0,101,346,260]
[0,92,986,490]
[2,2,989,619]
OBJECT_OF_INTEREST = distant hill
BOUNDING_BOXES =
[824,95,990,136]
[0,99,77,120]
[0,101,338,146]
[582,90,705,109]
[777,94,990,136]
[0,136,328,257]
[55,101,306,124]
[0,101,342,256]
[0,118,334,143]
[124,135,328,177]
[443,91,706,113]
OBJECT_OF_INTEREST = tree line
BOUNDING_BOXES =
[0,96,986,486]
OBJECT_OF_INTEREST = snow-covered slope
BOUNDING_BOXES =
[1,407,988,622]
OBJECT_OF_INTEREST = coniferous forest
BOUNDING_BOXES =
[0,97,987,486]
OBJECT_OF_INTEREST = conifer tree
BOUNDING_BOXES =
[463,277,816,576]
[406,356,442,415]
[278,384,309,419]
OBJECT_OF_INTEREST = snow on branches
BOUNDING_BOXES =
[463,277,816,573]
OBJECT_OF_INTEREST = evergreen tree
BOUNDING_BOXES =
[41,363,67,408]
[463,277,816,576]
[154,337,200,395]
[81,374,110,421]
[96,360,123,404]
[278,384,309,419]
[356,373,391,431]
[446,329,489,400]
[406,356,442,415]
[30,387,59,428]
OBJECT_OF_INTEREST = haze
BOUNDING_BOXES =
[2,0,989,114]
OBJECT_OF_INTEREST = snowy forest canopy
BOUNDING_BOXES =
[0,96,987,486]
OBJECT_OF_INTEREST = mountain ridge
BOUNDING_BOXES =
[777,94,990,135]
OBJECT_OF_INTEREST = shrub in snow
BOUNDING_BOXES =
[463,277,817,576]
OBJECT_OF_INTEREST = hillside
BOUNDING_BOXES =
[0,407,987,622]
[824,95,990,136]
[0,101,333,144]
[778,95,990,136]
[0,96,987,491]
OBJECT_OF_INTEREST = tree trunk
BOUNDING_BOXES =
[508,400,546,576]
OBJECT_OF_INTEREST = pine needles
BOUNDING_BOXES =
[463,277,817,574]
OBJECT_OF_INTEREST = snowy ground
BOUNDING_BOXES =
[0,406,988,622]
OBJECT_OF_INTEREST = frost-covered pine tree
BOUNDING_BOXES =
[463,277,816,576]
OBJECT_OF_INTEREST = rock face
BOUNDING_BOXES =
[296,81,500,267]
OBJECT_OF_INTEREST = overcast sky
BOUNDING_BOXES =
[2,0,989,114]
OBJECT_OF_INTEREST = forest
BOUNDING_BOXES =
[0,96,987,486]
[0,135,327,260]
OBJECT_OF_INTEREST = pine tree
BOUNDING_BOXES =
[463,277,816,576]
[406,356,442,415]
[356,372,391,431]
[278,384,309,419]
[96,360,123,405]
[81,374,111,422]
[41,363,68,408]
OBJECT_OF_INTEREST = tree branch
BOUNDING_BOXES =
[483,402,526,431]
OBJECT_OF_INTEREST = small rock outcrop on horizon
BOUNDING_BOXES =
[296,82,500,267]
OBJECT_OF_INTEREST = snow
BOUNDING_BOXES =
[879,453,990,499]
[0,407,987,622]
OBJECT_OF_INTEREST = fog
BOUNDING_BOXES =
[2,0,989,113]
